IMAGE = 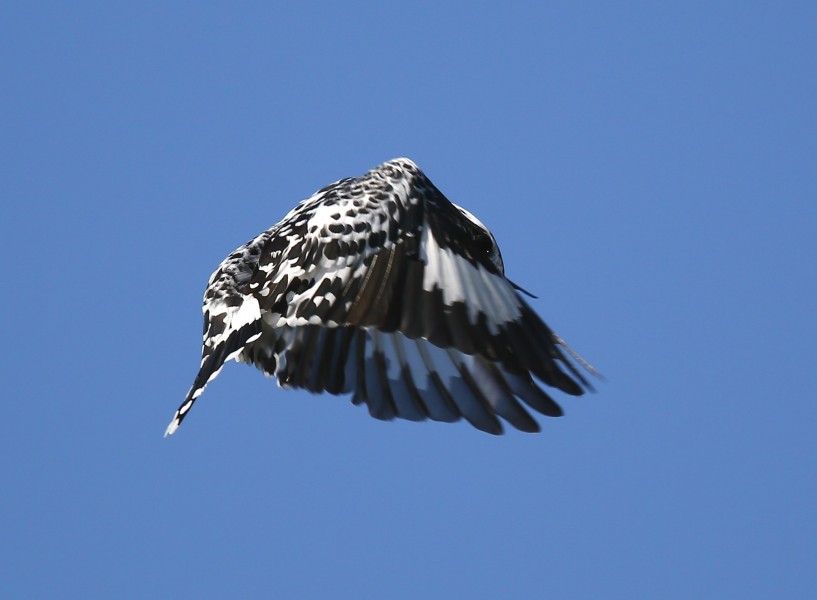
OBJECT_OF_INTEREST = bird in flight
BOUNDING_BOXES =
[166,158,595,436]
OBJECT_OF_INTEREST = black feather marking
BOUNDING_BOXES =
[242,327,279,376]
[363,243,403,329]
[336,328,358,396]
[349,255,382,321]
[385,333,429,420]
[516,300,585,395]
[292,325,323,389]
[368,331,399,420]
[358,331,395,420]
[498,366,564,418]
[412,339,461,422]
[397,258,426,339]
[443,301,478,356]
[327,327,356,394]
[444,349,504,435]
[478,360,541,433]
[419,286,453,348]
[307,327,335,393]
[351,329,368,407]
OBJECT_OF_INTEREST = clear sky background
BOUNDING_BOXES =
[2,2,815,598]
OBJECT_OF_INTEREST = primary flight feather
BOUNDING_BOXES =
[166,158,593,436]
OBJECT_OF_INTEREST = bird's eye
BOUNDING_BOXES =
[474,233,494,255]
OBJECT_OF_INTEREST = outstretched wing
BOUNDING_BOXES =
[236,158,589,434]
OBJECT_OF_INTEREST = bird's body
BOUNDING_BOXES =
[166,158,592,436]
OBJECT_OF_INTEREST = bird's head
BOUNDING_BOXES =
[453,204,505,274]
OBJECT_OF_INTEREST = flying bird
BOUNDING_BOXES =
[166,158,595,436]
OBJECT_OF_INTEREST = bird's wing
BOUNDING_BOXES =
[237,158,589,433]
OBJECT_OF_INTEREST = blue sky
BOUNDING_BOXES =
[2,2,815,598]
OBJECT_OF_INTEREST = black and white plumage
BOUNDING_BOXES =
[166,158,593,436]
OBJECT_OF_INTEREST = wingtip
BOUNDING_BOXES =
[164,415,180,437]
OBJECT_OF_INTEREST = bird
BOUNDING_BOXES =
[165,158,595,437]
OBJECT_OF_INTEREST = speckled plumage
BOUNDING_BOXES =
[165,158,593,436]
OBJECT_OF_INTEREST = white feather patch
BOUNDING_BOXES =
[419,221,521,333]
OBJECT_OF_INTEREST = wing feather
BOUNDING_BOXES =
[168,158,594,436]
